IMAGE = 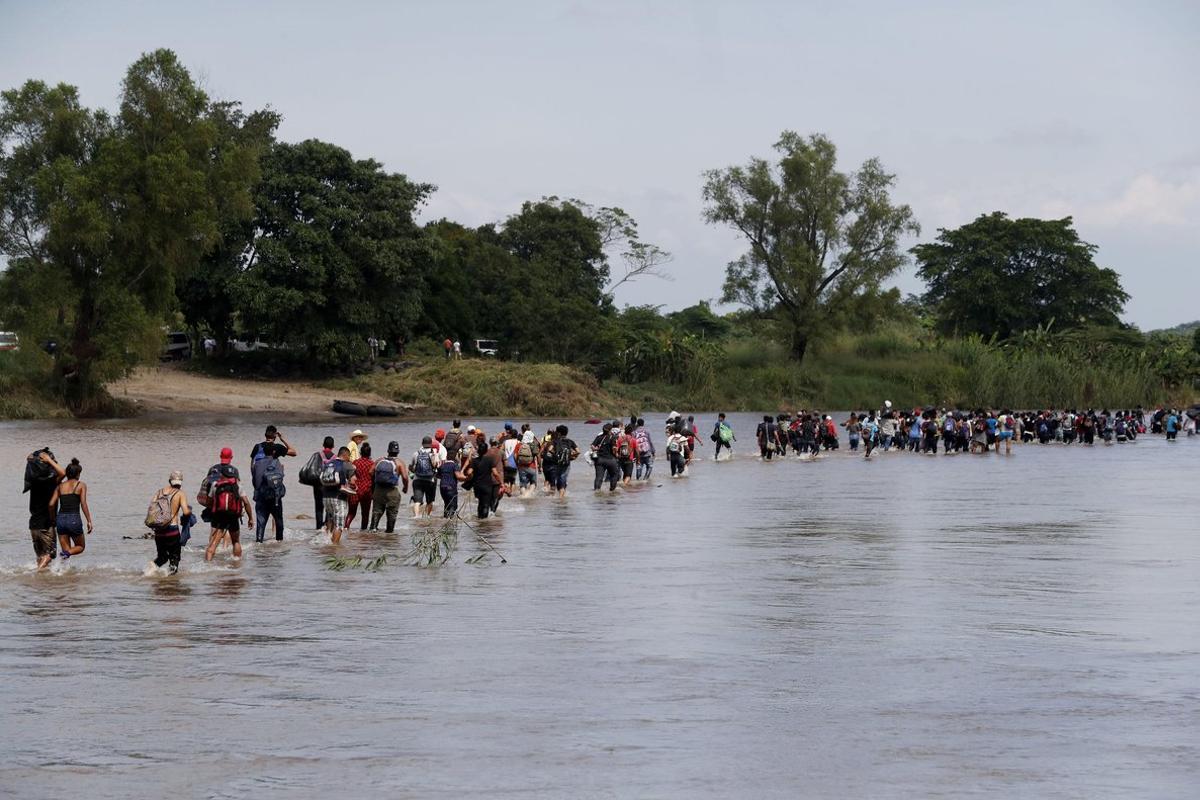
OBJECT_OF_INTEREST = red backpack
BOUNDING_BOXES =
[211,475,243,514]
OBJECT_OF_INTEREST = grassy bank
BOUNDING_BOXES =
[328,359,629,418]
[331,331,1194,420]
[610,328,1192,412]
[0,353,71,420]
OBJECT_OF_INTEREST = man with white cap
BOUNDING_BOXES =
[346,429,368,462]
[146,470,190,574]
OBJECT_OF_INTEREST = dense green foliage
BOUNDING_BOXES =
[0,51,267,412]
[1,52,1196,419]
[702,131,919,361]
[913,213,1128,339]
[239,140,434,369]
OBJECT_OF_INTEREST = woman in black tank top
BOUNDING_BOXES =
[50,458,93,560]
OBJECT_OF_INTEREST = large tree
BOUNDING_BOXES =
[497,197,617,365]
[912,212,1128,339]
[237,139,434,370]
[702,131,919,361]
[0,50,263,411]
[176,102,281,355]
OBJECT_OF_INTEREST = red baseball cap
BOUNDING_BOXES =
[435,428,446,440]
[219,447,233,463]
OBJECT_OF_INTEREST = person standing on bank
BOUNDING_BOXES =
[49,458,93,561]
[25,449,65,571]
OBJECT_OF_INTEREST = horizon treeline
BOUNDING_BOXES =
[2,49,1198,413]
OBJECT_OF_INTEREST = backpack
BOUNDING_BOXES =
[718,423,733,444]
[635,429,652,453]
[258,457,286,502]
[299,451,330,486]
[413,449,435,479]
[144,489,177,529]
[211,469,243,514]
[374,458,400,487]
[554,441,573,468]
[944,417,956,433]
[667,437,682,454]
[516,441,535,467]
[319,458,342,488]
[615,436,632,460]
[443,430,462,459]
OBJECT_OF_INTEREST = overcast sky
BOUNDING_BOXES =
[3,0,1197,328]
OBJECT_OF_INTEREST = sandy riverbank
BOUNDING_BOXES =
[110,365,418,419]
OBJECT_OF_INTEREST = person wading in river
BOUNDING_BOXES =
[146,471,190,574]
[370,441,408,533]
[25,448,65,571]
[202,448,253,561]
[321,446,356,544]
[49,458,93,562]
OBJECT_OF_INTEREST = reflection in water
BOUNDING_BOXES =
[0,414,1197,798]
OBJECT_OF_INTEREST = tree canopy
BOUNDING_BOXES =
[238,139,434,369]
[912,213,1128,340]
[0,50,266,411]
[702,131,919,361]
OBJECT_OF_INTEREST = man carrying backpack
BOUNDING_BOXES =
[712,413,735,461]
[201,447,253,561]
[299,436,336,530]
[515,427,540,497]
[590,422,621,492]
[321,446,356,544]
[249,424,296,466]
[633,418,655,480]
[614,424,638,486]
[370,440,409,533]
[410,436,442,517]
[252,447,288,543]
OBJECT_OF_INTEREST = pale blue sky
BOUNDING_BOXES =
[2,0,1197,328]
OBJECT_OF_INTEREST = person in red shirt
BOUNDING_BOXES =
[346,442,375,530]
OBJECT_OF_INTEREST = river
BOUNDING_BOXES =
[1,413,1197,798]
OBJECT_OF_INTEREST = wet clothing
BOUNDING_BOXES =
[153,527,182,573]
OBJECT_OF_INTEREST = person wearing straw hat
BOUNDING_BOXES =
[346,429,368,462]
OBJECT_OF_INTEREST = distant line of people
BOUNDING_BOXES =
[18,404,1193,573]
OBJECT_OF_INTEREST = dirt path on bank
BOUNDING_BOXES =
[111,365,413,419]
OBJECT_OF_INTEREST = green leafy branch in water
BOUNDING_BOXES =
[324,555,362,571]
[322,522,494,571]
[403,523,458,567]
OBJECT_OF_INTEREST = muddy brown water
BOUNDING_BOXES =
[1,413,1197,798]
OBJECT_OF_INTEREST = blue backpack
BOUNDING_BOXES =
[374,458,400,487]
[258,457,286,502]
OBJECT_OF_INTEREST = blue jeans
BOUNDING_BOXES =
[518,466,537,489]
[256,498,284,542]
[636,453,654,480]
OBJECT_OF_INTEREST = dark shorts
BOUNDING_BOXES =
[30,528,55,558]
[211,511,240,533]
[503,467,517,484]
[56,511,84,537]
[412,480,436,504]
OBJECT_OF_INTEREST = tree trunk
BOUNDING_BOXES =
[791,332,809,363]
[60,295,101,415]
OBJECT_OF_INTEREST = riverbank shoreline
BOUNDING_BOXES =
[109,365,424,421]
[2,356,1195,423]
